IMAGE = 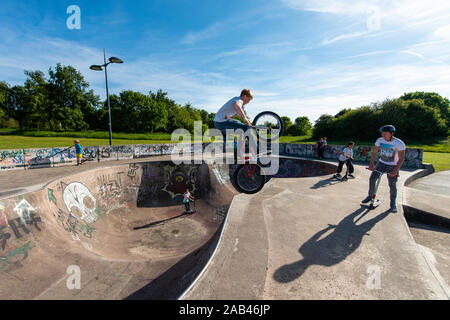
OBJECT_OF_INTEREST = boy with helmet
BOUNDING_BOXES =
[361,125,406,212]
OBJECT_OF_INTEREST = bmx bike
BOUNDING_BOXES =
[231,111,283,194]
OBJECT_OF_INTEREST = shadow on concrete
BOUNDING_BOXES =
[310,176,344,189]
[133,211,195,230]
[273,206,391,283]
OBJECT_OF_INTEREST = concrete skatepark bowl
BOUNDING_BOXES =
[0,154,447,300]
[0,160,236,299]
[0,157,339,299]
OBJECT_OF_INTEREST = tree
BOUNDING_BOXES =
[46,63,99,131]
[288,116,312,136]
[5,85,29,132]
[23,70,48,130]
[0,81,9,127]
[334,108,352,118]
[281,116,293,135]
[312,114,335,139]
[401,92,450,128]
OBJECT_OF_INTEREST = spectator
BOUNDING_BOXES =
[317,138,324,159]
[74,140,84,166]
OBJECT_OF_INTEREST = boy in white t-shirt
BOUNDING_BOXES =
[214,89,253,133]
[334,141,355,179]
[214,89,256,158]
[361,125,406,212]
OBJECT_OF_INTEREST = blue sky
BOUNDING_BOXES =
[1,0,450,123]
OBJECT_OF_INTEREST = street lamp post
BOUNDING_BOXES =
[90,49,123,146]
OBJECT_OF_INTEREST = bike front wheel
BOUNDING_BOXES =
[252,111,284,141]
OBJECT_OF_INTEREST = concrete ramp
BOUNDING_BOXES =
[0,161,236,299]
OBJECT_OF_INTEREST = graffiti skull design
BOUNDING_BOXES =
[63,182,98,224]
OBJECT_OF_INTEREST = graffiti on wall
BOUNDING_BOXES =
[0,143,204,171]
[48,186,97,240]
[211,164,229,186]
[281,143,423,168]
[116,145,134,160]
[0,199,41,270]
[135,144,173,158]
[97,172,125,200]
[127,163,139,181]
[62,182,99,224]
[136,163,201,206]
[0,150,26,169]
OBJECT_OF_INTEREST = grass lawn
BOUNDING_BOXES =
[423,152,450,172]
[1,132,448,172]
[0,135,175,149]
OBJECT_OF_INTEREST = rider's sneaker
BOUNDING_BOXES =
[348,174,355,178]
[334,173,341,178]
[362,195,372,203]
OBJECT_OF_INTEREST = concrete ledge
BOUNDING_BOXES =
[404,163,435,186]
[403,188,450,220]
[403,205,450,229]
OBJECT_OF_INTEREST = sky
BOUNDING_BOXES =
[1,0,450,123]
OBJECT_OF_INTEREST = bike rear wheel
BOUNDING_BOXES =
[252,111,284,141]
[233,164,266,194]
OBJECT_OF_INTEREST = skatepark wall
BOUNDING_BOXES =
[280,143,424,169]
[0,144,191,171]
[0,142,424,171]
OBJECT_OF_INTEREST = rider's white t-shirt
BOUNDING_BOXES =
[375,137,406,166]
[214,97,243,122]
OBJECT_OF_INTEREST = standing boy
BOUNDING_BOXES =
[334,141,355,179]
[183,188,195,214]
[317,138,324,159]
[362,125,406,213]
[74,140,84,166]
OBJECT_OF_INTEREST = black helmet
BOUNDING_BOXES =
[379,125,395,133]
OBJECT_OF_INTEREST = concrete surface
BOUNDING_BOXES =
[404,170,450,220]
[183,161,450,300]
[0,157,236,299]
[0,155,448,300]
[407,170,450,197]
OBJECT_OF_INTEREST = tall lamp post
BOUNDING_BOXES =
[90,49,123,146]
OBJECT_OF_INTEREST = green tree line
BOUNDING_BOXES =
[0,63,448,142]
[312,92,449,141]
[0,63,214,134]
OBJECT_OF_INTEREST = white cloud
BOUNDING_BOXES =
[181,22,224,45]
[282,0,450,45]
[322,31,368,45]
[434,25,450,39]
